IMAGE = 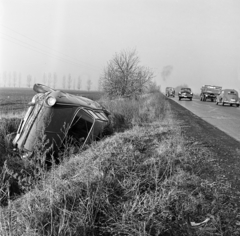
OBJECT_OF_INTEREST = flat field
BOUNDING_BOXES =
[0,87,103,116]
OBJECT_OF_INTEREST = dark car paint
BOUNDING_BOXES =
[178,88,193,101]
[13,84,110,159]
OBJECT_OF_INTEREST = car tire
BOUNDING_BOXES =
[179,97,181,101]
[222,102,224,106]
[211,99,214,102]
[230,104,233,106]
[237,104,239,107]
[190,98,192,101]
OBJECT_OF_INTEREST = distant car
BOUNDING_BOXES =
[216,89,239,107]
[200,85,222,102]
[178,88,193,101]
[165,87,175,97]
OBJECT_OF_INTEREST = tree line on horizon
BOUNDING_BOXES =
[0,72,97,91]
[1,49,160,95]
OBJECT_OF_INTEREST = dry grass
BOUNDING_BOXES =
[0,92,239,235]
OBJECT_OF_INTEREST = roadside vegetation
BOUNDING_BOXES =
[0,50,238,235]
[0,91,239,235]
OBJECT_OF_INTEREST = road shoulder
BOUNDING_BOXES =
[168,98,240,204]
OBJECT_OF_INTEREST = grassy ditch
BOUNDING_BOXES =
[0,92,239,235]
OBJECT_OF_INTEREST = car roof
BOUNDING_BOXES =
[223,89,237,92]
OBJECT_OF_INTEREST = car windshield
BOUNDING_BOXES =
[227,91,237,95]
[205,86,222,93]
[181,88,191,91]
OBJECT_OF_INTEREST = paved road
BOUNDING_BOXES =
[170,97,240,142]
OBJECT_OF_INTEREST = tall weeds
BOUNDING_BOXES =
[0,92,237,235]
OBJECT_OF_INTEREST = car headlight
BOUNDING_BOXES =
[46,96,56,106]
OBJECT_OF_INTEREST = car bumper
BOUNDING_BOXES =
[223,101,239,104]
[205,95,216,98]
[179,95,193,98]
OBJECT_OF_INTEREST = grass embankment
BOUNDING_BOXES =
[0,92,239,235]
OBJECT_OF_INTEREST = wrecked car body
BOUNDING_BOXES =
[12,84,110,160]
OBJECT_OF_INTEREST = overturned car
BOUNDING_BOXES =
[12,84,110,161]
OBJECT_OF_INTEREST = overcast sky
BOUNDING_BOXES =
[1,0,240,92]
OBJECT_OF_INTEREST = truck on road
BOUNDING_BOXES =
[165,87,175,97]
[200,85,222,102]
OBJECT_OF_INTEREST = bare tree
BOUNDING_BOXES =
[8,72,12,87]
[13,71,17,87]
[3,72,7,87]
[18,73,21,87]
[73,77,76,89]
[68,74,72,89]
[53,72,57,88]
[98,77,102,91]
[77,76,81,90]
[63,75,66,89]
[101,50,154,98]
[87,78,92,91]
[148,81,161,93]
[27,75,32,88]
[161,65,173,81]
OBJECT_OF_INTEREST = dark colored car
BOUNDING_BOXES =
[12,84,110,160]
[178,88,193,101]
[216,89,239,107]
[165,87,175,97]
[200,85,222,102]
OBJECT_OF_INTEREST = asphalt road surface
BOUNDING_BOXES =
[170,97,240,142]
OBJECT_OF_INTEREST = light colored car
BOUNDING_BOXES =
[216,89,239,107]
[178,87,193,101]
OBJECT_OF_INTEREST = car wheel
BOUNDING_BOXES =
[211,99,214,102]
[230,104,233,106]
[190,98,192,101]
[237,104,239,107]
[179,97,181,101]
[222,102,224,106]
